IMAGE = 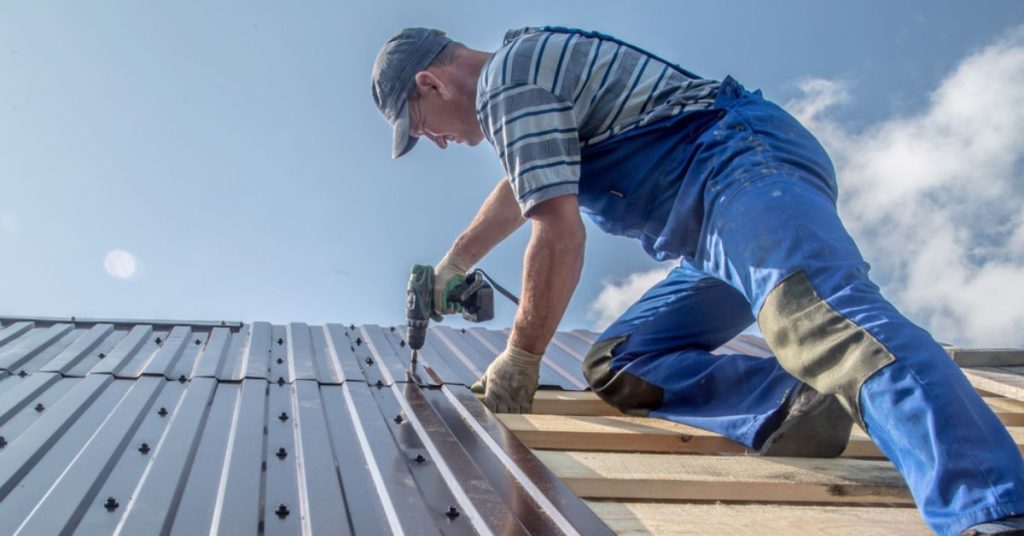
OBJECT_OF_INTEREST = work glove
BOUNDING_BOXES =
[433,250,470,316]
[471,343,543,413]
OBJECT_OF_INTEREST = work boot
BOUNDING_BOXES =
[960,516,1024,535]
[758,383,853,458]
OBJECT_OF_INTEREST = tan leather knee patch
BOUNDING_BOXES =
[758,271,895,428]
[583,336,663,416]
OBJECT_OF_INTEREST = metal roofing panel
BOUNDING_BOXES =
[0,367,611,535]
[0,316,770,389]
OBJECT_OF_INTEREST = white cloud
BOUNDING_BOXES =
[104,249,138,280]
[587,27,1024,347]
[587,266,673,331]
[786,26,1024,347]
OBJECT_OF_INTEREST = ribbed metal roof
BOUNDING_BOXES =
[0,317,769,389]
[0,316,619,535]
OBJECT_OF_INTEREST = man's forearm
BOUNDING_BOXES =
[449,178,526,266]
[509,197,585,355]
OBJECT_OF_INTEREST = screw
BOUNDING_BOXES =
[278,412,288,422]
[34,403,44,412]
[158,407,168,417]
[104,497,119,511]
[18,370,27,377]
[155,337,162,344]
[0,436,7,448]
[178,374,187,383]
[375,380,383,388]
[355,337,363,346]
[276,447,287,459]
[98,352,106,359]
[275,504,290,518]
[399,340,406,348]
[139,442,150,454]
[393,414,403,424]
[276,358,283,364]
[446,506,460,518]
[415,454,426,463]
[364,357,374,366]
[389,326,395,332]
[277,377,285,386]
[277,337,283,346]
[349,324,355,330]
[460,328,466,334]
[195,339,201,345]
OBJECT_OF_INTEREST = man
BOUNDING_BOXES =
[371,27,1024,535]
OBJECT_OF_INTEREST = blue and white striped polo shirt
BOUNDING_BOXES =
[476,27,720,215]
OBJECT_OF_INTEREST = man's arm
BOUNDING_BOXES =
[509,194,586,354]
[448,178,526,266]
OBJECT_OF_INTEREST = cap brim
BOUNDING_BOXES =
[391,102,418,159]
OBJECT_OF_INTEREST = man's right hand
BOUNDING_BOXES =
[433,250,470,315]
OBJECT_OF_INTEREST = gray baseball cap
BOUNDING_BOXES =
[371,28,452,159]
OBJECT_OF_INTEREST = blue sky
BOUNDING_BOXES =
[2,2,1022,345]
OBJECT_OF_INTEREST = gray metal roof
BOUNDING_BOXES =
[0,315,773,535]
[0,317,769,389]
[0,316,619,535]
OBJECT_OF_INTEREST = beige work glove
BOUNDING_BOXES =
[433,250,471,316]
[471,344,543,413]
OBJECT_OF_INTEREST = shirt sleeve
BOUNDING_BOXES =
[478,83,580,216]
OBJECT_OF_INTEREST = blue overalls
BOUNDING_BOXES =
[573,60,1024,534]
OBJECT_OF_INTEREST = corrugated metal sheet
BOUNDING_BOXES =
[0,374,610,535]
[0,315,784,534]
[0,317,769,389]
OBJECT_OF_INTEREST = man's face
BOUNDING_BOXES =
[408,72,485,150]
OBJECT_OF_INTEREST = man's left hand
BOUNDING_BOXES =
[471,344,543,413]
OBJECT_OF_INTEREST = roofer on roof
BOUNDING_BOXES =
[372,27,1024,535]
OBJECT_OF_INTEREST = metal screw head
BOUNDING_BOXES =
[276,447,287,459]
[276,358,283,364]
[155,337,162,344]
[98,352,106,359]
[399,340,406,348]
[460,328,466,334]
[277,337,284,346]
[17,370,27,377]
[277,377,285,386]
[194,339,201,345]
[278,412,288,422]
[275,504,290,518]
[104,497,119,510]
[34,403,44,412]
[393,414,403,424]
[0,436,7,449]
[446,506,460,518]
[390,326,395,332]
[139,442,150,454]
[375,380,384,388]
[349,324,355,330]
[158,407,168,417]
[178,374,187,383]
[364,357,374,366]
[355,337,363,346]
[415,454,425,463]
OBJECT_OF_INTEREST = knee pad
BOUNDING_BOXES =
[583,336,663,415]
[758,271,895,428]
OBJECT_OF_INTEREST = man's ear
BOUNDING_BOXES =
[413,70,453,100]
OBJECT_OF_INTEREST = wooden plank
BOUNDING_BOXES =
[500,414,1024,458]
[535,451,913,505]
[964,367,1024,402]
[522,390,1024,428]
[947,348,1024,367]
[585,501,929,535]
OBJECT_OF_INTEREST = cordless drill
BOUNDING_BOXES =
[405,265,495,354]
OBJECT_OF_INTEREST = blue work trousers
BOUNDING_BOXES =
[586,78,1024,535]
